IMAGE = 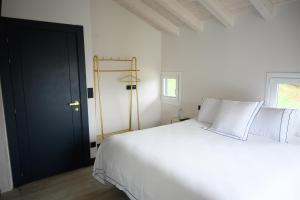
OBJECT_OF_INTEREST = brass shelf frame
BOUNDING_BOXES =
[94,69,140,72]
[93,55,141,142]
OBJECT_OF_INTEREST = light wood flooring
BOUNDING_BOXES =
[1,167,129,200]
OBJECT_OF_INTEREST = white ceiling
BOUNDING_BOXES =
[113,0,299,35]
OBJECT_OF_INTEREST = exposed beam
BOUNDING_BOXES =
[114,0,180,36]
[249,0,274,20]
[196,0,234,28]
[153,0,203,32]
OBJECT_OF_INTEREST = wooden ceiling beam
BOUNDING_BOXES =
[249,0,274,20]
[114,0,180,36]
[196,0,234,28]
[153,0,203,32]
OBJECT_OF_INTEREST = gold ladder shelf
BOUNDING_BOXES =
[93,56,141,142]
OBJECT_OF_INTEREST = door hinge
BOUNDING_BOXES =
[5,37,9,44]
[14,109,17,115]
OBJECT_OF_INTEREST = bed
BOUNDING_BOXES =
[93,119,300,200]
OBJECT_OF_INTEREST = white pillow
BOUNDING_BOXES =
[249,107,292,142]
[197,98,221,124]
[209,100,263,140]
[286,110,300,144]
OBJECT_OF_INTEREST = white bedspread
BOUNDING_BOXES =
[93,119,300,200]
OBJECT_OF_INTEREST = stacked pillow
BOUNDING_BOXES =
[198,98,299,142]
[197,98,263,140]
[285,110,300,144]
[197,98,221,124]
[249,107,292,142]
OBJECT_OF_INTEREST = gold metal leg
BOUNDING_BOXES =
[133,57,141,130]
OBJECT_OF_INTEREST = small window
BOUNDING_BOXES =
[163,78,177,97]
[266,73,300,109]
[161,72,181,105]
[277,84,300,109]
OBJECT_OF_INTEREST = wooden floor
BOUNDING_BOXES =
[1,167,129,200]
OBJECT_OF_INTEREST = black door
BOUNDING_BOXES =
[1,18,90,186]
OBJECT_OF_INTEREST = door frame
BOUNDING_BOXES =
[0,17,90,187]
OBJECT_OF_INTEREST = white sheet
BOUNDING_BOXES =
[93,119,300,200]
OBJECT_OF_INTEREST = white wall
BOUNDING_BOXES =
[161,2,300,123]
[90,0,161,138]
[0,82,13,193]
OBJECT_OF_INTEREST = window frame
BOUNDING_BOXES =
[265,73,300,108]
[161,72,181,105]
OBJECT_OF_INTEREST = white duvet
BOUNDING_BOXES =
[93,119,300,200]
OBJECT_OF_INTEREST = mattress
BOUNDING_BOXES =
[93,119,300,200]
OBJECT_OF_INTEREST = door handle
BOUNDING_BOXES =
[68,100,80,111]
[68,100,80,107]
